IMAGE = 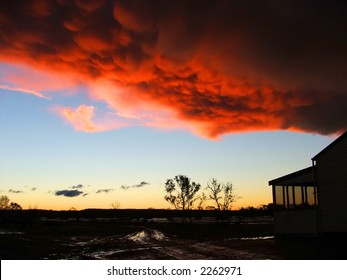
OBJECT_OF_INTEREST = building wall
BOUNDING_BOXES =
[316,136,347,233]
[274,210,317,235]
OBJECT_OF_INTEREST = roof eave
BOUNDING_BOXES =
[312,131,347,161]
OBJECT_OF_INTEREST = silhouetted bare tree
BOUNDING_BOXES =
[207,179,236,210]
[164,175,201,210]
[222,182,236,210]
[0,195,10,209]
[196,192,207,210]
[111,201,120,209]
[207,179,223,210]
[0,195,22,210]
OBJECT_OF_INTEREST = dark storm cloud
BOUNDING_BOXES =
[55,189,84,197]
[121,181,149,190]
[0,0,346,137]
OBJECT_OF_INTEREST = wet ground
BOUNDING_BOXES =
[1,219,346,259]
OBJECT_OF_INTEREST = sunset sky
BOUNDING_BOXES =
[0,0,346,210]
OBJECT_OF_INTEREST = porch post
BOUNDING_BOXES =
[272,185,276,207]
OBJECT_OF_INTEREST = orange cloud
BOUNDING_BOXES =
[56,104,126,132]
[0,84,50,99]
[58,105,100,132]
[0,0,346,138]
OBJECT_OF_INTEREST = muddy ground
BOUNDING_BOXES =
[1,218,346,260]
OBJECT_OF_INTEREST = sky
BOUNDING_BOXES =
[0,0,346,210]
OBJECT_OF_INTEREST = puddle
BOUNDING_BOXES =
[87,246,165,259]
[0,229,24,235]
[228,235,275,241]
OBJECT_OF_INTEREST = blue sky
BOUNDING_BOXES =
[0,85,333,209]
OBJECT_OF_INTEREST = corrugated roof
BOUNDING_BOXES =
[268,166,314,186]
[312,131,347,161]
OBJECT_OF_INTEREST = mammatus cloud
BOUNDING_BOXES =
[0,0,346,138]
[55,189,84,197]
[121,181,149,190]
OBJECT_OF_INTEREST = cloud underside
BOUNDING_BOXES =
[1,0,346,138]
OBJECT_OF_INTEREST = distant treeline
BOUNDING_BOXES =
[0,207,272,222]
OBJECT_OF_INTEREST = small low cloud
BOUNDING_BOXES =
[121,181,150,190]
[54,184,91,197]
[24,186,37,191]
[96,188,114,194]
[55,189,83,198]
[71,184,86,189]
[9,189,23,194]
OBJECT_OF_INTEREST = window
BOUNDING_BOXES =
[275,185,284,209]
[305,186,316,206]
[273,185,317,210]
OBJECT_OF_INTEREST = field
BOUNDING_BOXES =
[1,210,346,260]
